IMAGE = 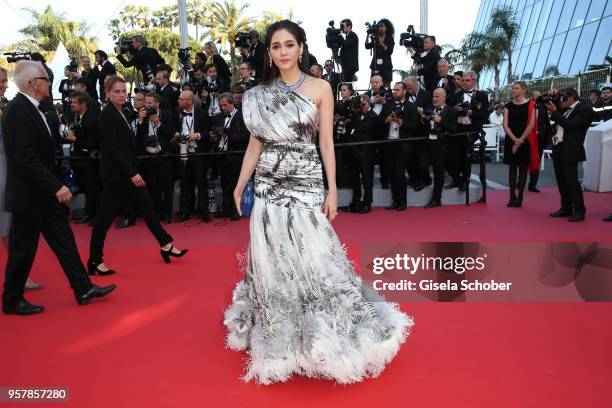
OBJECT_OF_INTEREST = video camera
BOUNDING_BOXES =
[326,21,344,50]
[178,48,191,65]
[3,52,32,63]
[400,25,427,55]
[116,38,137,55]
[365,21,381,37]
[235,32,250,49]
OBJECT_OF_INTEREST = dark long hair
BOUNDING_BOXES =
[378,19,395,36]
[261,20,312,85]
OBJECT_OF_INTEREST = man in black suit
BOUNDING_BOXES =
[65,91,101,224]
[323,60,342,100]
[240,30,266,79]
[137,93,177,224]
[115,35,165,84]
[405,76,433,190]
[339,19,359,82]
[201,64,230,117]
[79,56,99,100]
[425,88,458,208]
[218,93,249,221]
[383,82,420,211]
[435,59,455,100]
[342,95,380,214]
[236,62,259,90]
[546,87,594,222]
[175,90,212,223]
[155,70,179,113]
[94,50,116,102]
[448,71,489,191]
[1,61,116,315]
[415,36,441,93]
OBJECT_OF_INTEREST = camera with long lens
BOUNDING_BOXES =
[3,52,32,63]
[235,32,250,49]
[373,86,393,103]
[391,103,404,115]
[400,25,427,60]
[116,38,136,55]
[174,131,190,162]
[325,21,344,50]
[536,94,563,107]
[456,100,483,117]
[178,47,191,65]
[365,21,380,36]
[135,82,156,94]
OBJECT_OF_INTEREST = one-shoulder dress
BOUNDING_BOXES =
[223,84,413,385]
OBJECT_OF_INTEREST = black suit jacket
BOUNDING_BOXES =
[366,34,394,71]
[452,89,490,130]
[246,41,266,79]
[98,103,140,183]
[323,72,342,99]
[117,46,165,81]
[176,107,212,153]
[1,93,64,214]
[550,102,594,163]
[97,60,117,101]
[72,109,99,157]
[340,31,359,71]
[416,47,441,92]
[137,108,177,154]
[436,74,456,101]
[80,69,99,100]
[225,109,249,152]
[157,83,179,113]
[427,105,458,136]
[350,109,380,142]
[382,100,420,141]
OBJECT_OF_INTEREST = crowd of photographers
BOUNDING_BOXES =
[3,17,611,225]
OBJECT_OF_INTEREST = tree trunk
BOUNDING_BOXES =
[494,67,500,101]
[230,43,236,85]
[196,17,199,41]
[507,49,513,85]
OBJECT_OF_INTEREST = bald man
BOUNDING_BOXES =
[1,61,116,314]
[436,59,455,99]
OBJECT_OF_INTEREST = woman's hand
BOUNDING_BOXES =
[323,190,338,222]
[511,144,519,155]
[233,186,244,217]
[131,174,146,187]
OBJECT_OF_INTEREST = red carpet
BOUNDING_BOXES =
[1,188,611,407]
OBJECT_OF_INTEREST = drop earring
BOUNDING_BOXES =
[299,55,302,64]
[269,56,272,67]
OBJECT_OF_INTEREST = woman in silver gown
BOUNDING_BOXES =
[223,20,413,385]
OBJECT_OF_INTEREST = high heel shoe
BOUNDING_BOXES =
[160,246,188,264]
[88,261,116,276]
[507,197,516,207]
[513,197,523,208]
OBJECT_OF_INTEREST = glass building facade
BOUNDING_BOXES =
[473,0,612,88]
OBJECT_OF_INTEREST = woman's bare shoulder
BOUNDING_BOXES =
[301,77,332,105]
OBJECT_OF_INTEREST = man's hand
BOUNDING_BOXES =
[432,114,442,123]
[138,108,147,122]
[131,174,146,187]
[187,132,200,142]
[114,46,122,55]
[64,132,76,143]
[55,186,72,204]
[545,101,557,113]
[150,114,161,127]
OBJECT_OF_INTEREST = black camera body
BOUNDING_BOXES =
[373,86,393,103]
[235,32,250,49]
[400,25,427,55]
[365,21,380,36]
[326,21,344,50]
[178,47,191,65]
[391,103,404,115]
[203,81,219,94]
[121,103,137,122]
[3,52,32,63]
[144,106,157,118]
[346,95,362,113]
[536,94,565,107]
[456,100,483,117]
[116,38,137,55]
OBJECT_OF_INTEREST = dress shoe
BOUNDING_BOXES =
[75,215,93,224]
[385,202,398,210]
[213,212,227,218]
[160,245,188,263]
[444,181,459,189]
[569,213,585,222]
[229,214,241,221]
[513,197,523,208]
[528,185,541,193]
[76,284,117,305]
[24,281,44,291]
[3,299,45,315]
[175,213,190,222]
[603,214,612,222]
[87,261,116,276]
[115,217,135,229]
[358,203,371,214]
[162,214,173,224]
[200,215,212,223]
[550,209,572,218]
[396,203,407,211]
[424,199,441,209]
[413,182,426,192]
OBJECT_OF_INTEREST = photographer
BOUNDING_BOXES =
[334,83,357,187]
[65,91,101,223]
[59,64,79,118]
[155,69,179,113]
[115,35,165,84]
[447,71,489,191]
[94,50,116,101]
[406,76,433,190]
[323,60,342,100]
[425,88,458,208]
[204,42,232,84]
[365,19,395,84]
[415,36,441,93]
[236,62,258,90]
[339,19,359,82]
[546,87,594,222]
[365,74,391,188]
[239,30,265,79]
[383,82,420,211]
[175,90,212,223]
[436,59,455,100]
[342,94,379,214]
[200,64,230,117]
[79,56,99,100]
[136,93,177,224]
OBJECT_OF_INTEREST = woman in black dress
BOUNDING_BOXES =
[503,81,535,207]
[89,76,187,275]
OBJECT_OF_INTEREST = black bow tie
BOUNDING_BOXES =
[225,113,232,118]
[182,111,193,116]
[465,90,474,94]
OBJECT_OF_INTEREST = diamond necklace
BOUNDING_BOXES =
[273,72,307,94]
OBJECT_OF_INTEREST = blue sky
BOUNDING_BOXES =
[2,0,480,89]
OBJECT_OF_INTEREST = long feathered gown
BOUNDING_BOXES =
[223,83,414,385]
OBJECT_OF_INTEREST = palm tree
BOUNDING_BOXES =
[187,0,204,40]
[252,8,301,39]
[460,5,519,98]
[203,0,254,81]
[118,4,140,30]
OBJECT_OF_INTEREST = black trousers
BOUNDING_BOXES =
[142,156,176,218]
[220,154,244,216]
[72,161,101,217]
[341,66,358,83]
[179,156,208,216]
[350,146,374,204]
[448,124,476,184]
[552,151,585,214]
[89,179,173,264]
[430,138,450,201]
[3,203,91,307]
[384,143,407,205]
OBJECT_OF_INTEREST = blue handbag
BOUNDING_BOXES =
[240,180,254,218]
